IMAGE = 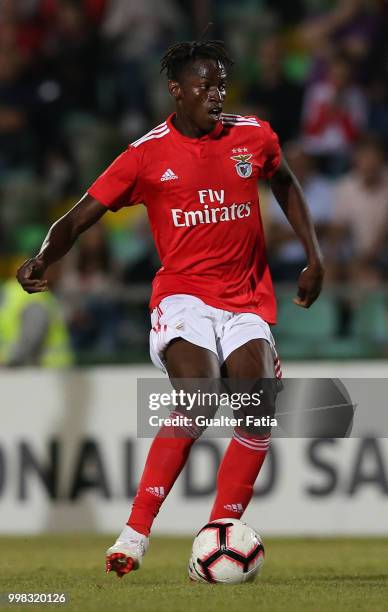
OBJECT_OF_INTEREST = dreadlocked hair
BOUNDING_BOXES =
[160,39,234,80]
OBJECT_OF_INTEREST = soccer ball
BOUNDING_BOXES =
[188,518,264,584]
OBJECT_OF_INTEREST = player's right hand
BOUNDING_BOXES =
[16,257,48,293]
[293,263,324,309]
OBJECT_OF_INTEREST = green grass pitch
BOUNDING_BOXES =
[0,536,387,612]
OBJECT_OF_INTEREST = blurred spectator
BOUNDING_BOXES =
[368,77,388,144]
[266,0,305,27]
[177,0,213,38]
[39,0,107,26]
[59,223,121,354]
[267,141,334,281]
[100,0,183,133]
[41,0,100,114]
[301,53,367,174]
[0,46,36,173]
[328,134,388,284]
[0,264,73,367]
[245,36,304,143]
[214,0,277,65]
[62,223,115,293]
[300,0,384,85]
[120,213,159,284]
[0,0,45,69]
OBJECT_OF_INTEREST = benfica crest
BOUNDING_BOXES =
[231,153,253,178]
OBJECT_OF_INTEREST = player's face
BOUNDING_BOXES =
[174,59,227,134]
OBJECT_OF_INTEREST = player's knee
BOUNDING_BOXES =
[235,378,280,436]
[213,377,280,435]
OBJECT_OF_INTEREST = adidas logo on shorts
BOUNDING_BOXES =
[224,503,244,513]
[161,168,178,181]
[146,486,166,498]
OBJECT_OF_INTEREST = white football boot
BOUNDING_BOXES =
[105,526,149,578]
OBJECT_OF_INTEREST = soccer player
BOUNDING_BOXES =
[17,39,324,577]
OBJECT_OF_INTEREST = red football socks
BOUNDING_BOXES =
[128,420,270,536]
[128,413,196,536]
[209,430,271,521]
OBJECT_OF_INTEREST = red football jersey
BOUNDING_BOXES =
[88,113,281,323]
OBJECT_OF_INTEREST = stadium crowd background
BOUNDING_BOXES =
[0,0,387,365]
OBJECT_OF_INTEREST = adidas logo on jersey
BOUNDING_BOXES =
[161,169,178,182]
[146,486,166,498]
[224,503,244,513]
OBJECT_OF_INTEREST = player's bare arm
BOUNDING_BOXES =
[269,156,324,308]
[17,195,107,294]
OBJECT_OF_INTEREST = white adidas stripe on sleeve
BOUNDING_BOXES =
[132,128,170,148]
[132,122,169,147]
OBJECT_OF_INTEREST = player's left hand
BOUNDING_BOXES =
[293,263,324,308]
